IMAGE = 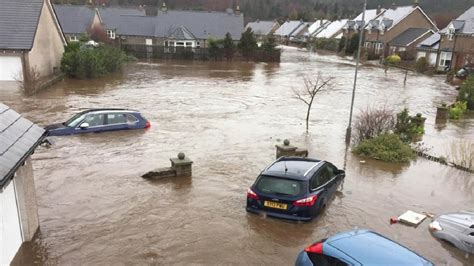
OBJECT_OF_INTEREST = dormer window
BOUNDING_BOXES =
[447,26,455,41]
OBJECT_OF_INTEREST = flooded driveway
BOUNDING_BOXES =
[2,47,473,265]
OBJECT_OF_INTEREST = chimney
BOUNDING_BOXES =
[161,2,167,12]
[376,5,382,15]
[413,0,419,7]
[391,2,397,9]
[235,5,240,15]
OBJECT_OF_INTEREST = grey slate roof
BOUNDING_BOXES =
[0,103,45,189]
[168,26,196,40]
[245,21,276,35]
[389,28,432,47]
[98,8,243,40]
[417,32,440,50]
[53,5,95,34]
[442,6,474,34]
[0,0,43,50]
[274,20,303,36]
[153,10,243,40]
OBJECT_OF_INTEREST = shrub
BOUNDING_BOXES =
[353,106,395,144]
[61,44,128,79]
[345,33,359,55]
[448,140,474,170]
[337,37,346,52]
[449,101,467,119]
[262,35,277,52]
[415,57,428,73]
[394,108,424,143]
[353,133,415,163]
[386,54,401,65]
[458,75,474,110]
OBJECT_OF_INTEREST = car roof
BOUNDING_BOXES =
[325,230,432,265]
[261,157,324,180]
[76,108,140,115]
[438,211,474,229]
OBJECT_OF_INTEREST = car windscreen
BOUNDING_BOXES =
[64,113,86,127]
[256,175,306,196]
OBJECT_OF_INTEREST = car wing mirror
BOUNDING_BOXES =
[79,122,89,129]
[337,169,345,175]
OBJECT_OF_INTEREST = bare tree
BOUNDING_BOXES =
[293,72,334,132]
[352,105,396,144]
[14,66,41,93]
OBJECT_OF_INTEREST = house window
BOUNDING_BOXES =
[439,52,452,68]
[145,39,153,46]
[364,42,371,49]
[106,29,116,39]
[69,35,78,42]
[196,41,201,48]
[375,42,383,54]
[176,42,185,47]
[185,42,193,47]
[399,47,406,52]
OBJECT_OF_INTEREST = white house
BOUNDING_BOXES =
[0,0,66,82]
[0,103,45,264]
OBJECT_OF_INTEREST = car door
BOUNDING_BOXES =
[76,113,106,133]
[104,113,128,131]
[310,168,330,208]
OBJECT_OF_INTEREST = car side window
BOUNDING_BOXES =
[84,114,105,127]
[311,168,327,190]
[308,253,348,266]
[107,113,126,125]
[126,114,139,124]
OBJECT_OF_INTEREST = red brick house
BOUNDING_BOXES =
[437,6,474,71]
[363,3,437,58]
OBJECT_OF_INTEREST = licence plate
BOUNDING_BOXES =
[264,201,287,210]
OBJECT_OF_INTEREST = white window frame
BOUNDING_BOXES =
[69,35,79,42]
[439,51,452,67]
[106,29,116,39]
[398,47,406,52]
[375,42,383,54]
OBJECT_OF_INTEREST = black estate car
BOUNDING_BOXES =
[246,157,345,221]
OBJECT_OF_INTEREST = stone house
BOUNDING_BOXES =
[53,4,103,42]
[437,6,474,71]
[363,4,437,58]
[387,28,434,60]
[416,32,441,66]
[0,103,46,265]
[0,0,66,82]
[245,20,280,43]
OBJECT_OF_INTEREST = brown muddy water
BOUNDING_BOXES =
[1,47,473,265]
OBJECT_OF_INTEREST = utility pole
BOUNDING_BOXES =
[345,0,367,144]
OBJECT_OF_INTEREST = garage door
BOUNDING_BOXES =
[0,56,22,81]
[0,181,23,265]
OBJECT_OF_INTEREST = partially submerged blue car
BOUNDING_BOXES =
[295,229,433,265]
[45,109,150,136]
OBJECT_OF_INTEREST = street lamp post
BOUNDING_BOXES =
[345,0,367,144]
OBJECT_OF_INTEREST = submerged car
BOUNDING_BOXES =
[246,157,345,221]
[429,211,474,254]
[45,109,150,136]
[295,229,433,266]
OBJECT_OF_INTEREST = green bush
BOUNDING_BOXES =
[386,54,401,65]
[415,57,428,73]
[353,133,415,163]
[394,108,425,143]
[345,33,359,55]
[458,75,474,110]
[61,44,128,79]
[449,101,467,119]
[313,38,339,52]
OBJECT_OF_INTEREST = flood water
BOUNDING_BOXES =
[2,47,473,265]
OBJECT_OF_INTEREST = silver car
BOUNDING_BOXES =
[429,211,474,254]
